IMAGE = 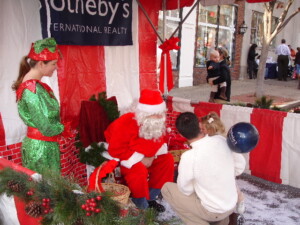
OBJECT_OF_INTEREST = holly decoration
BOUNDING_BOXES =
[0,167,162,225]
[81,196,102,216]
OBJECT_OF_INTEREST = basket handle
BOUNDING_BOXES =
[94,160,119,193]
[95,164,104,192]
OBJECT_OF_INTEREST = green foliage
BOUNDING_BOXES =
[254,96,274,109]
[0,168,164,225]
[90,92,120,122]
[77,91,120,168]
[76,140,108,167]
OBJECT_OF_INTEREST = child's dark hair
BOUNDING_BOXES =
[176,112,200,140]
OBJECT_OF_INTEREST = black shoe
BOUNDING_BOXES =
[148,200,165,213]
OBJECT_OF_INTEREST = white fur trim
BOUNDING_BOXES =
[137,102,166,114]
[155,143,168,156]
[120,152,144,168]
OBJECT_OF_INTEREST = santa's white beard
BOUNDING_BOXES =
[136,112,166,140]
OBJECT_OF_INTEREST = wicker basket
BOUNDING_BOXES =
[95,164,130,206]
[169,149,188,163]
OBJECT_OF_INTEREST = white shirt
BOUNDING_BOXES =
[275,44,291,56]
[177,135,246,213]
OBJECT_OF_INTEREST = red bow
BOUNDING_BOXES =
[159,37,180,93]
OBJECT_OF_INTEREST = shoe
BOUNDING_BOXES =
[148,200,165,213]
[236,200,245,214]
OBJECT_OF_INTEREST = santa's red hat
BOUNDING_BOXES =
[137,89,166,114]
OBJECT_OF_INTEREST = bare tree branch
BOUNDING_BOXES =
[277,0,293,24]
[276,9,300,34]
[271,6,300,41]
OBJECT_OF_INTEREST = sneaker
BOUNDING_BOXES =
[148,200,165,213]
[236,200,245,214]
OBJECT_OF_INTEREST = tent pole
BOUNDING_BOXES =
[135,0,163,43]
[163,0,168,94]
[170,0,201,39]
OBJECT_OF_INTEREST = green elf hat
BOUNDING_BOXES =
[27,37,60,61]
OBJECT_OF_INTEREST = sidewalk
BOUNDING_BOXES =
[169,78,300,108]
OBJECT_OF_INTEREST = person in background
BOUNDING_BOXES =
[288,45,296,62]
[11,37,73,175]
[295,47,300,89]
[162,112,246,225]
[206,50,227,102]
[211,47,232,102]
[247,44,259,79]
[276,39,291,81]
[200,112,246,215]
[104,89,174,212]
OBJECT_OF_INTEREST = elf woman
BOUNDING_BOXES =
[12,37,73,174]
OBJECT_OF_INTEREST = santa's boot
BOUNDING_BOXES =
[220,87,227,100]
[209,92,216,102]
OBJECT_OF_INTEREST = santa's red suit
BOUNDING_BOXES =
[105,112,174,199]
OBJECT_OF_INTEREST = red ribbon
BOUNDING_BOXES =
[159,37,180,93]
[27,127,59,142]
[87,160,119,192]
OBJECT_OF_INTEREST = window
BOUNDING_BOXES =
[251,11,277,47]
[195,4,237,67]
[158,10,182,70]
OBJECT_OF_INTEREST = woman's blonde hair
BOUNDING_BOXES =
[218,47,231,66]
[201,111,225,136]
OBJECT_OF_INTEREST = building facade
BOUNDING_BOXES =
[159,0,300,88]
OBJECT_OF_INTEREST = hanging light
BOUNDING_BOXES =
[239,21,248,35]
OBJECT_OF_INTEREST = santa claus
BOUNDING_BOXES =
[104,89,174,212]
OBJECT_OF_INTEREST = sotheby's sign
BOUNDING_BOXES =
[39,0,132,46]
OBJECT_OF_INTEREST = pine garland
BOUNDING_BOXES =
[90,91,120,122]
[77,91,120,167]
[0,168,161,225]
[77,141,108,168]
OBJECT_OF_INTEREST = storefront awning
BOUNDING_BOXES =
[200,0,235,6]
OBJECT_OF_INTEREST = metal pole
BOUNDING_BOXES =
[135,0,163,43]
[163,0,168,94]
[170,0,201,39]
[215,5,220,49]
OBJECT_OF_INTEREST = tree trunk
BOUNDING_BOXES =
[255,41,270,98]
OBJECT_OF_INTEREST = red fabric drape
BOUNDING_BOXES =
[161,0,195,10]
[249,109,287,184]
[159,37,180,93]
[57,46,106,129]
[79,101,111,147]
[0,113,5,146]
[194,102,223,119]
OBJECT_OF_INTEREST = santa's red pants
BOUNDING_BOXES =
[120,153,174,199]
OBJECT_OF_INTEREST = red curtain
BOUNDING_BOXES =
[57,46,106,129]
[194,102,223,119]
[0,113,5,146]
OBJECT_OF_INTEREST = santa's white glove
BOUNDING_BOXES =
[155,143,168,156]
